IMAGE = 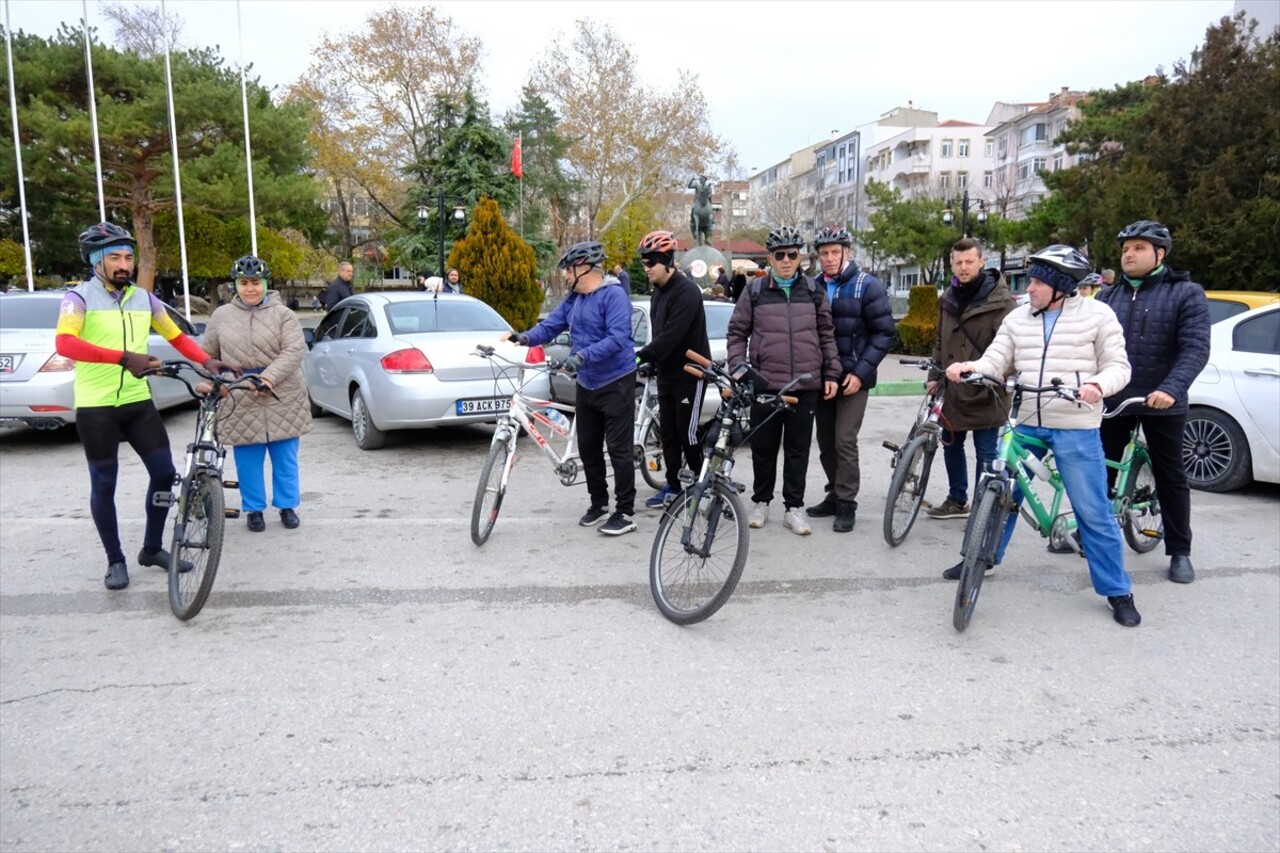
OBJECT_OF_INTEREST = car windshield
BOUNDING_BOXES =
[705,305,733,339]
[383,300,510,335]
[1206,299,1249,326]
[0,298,61,329]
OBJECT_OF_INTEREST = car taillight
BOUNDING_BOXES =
[380,348,434,373]
[39,354,75,372]
[525,345,546,365]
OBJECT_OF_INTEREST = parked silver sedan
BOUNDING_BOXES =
[302,292,549,450]
[0,291,204,430]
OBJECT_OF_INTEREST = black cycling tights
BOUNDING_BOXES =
[77,401,177,565]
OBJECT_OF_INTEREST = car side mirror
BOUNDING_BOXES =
[302,327,316,349]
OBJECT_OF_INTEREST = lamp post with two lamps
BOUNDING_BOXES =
[416,189,467,283]
[942,188,986,237]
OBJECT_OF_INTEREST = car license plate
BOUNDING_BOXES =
[456,397,506,415]
[0,355,13,375]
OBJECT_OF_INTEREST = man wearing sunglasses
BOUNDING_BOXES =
[727,226,840,535]
[804,226,896,533]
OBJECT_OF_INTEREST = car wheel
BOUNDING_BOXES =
[350,388,387,450]
[1183,407,1252,492]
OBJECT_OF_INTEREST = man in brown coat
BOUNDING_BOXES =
[726,225,840,536]
[926,237,1016,519]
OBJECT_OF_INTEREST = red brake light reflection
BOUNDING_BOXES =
[380,348,433,373]
[525,345,546,365]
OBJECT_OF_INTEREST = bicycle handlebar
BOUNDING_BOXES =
[1103,396,1148,418]
[141,360,274,401]
[474,344,566,372]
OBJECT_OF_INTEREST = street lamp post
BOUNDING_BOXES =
[870,240,878,279]
[416,204,428,282]
[435,188,466,280]
[941,188,987,237]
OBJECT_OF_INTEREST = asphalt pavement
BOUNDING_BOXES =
[1,386,1277,852]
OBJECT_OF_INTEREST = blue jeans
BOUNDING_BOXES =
[941,427,998,505]
[233,437,301,513]
[992,426,1131,597]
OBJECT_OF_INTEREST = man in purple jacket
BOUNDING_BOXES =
[508,242,638,536]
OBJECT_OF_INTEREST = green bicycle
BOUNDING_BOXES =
[954,377,1162,632]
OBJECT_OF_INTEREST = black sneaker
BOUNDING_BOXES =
[104,561,129,590]
[832,501,857,533]
[1168,555,1195,584]
[1108,594,1142,627]
[579,506,609,527]
[280,508,300,529]
[138,547,193,574]
[599,513,636,536]
[246,511,266,532]
[805,496,838,518]
[942,560,995,581]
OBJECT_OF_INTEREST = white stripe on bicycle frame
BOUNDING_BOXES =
[686,378,705,446]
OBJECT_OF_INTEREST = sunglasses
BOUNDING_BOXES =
[772,250,800,261]
[641,259,663,268]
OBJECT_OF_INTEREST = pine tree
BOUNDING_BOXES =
[449,198,542,330]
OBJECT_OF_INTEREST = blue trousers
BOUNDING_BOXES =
[941,426,999,505]
[992,425,1131,597]
[233,438,300,513]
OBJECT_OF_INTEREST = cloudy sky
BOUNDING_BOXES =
[9,0,1235,171]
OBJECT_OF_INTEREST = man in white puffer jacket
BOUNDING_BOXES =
[945,245,1141,628]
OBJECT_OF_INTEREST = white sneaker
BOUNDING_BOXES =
[749,502,770,529]
[783,507,812,536]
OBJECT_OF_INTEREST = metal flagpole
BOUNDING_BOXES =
[160,0,191,317]
[4,0,34,291]
[236,0,257,256]
[81,0,106,221]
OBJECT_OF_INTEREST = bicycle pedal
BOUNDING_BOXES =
[224,508,242,519]
[1140,529,1163,538]
[882,441,900,452]
[223,479,239,490]
[151,492,176,508]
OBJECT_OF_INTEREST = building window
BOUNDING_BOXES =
[985,139,994,157]
[1018,160,1032,181]
[941,139,953,158]
[997,137,1007,159]
[1033,157,1047,174]
[939,172,951,189]
[957,172,969,189]
[1019,123,1048,146]
[1052,153,1064,172]
[958,139,970,157]
[982,171,993,188]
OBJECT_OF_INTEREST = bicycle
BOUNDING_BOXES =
[648,350,803,625]
[143,360,270,621]
[635,365,664,491]
[953,376,1161,632]
[469,345,580,546]
[881,358,948,547]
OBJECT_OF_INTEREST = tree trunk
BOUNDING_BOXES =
[132,201,157,292]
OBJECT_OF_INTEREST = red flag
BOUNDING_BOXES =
[510,133,523,179]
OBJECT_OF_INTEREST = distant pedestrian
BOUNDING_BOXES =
[321,262,354,310]
[310,294,320,312]
[729,273,747,302]
[1101,268,1116,286]
[612,263,631,292]
[443,268,462,294]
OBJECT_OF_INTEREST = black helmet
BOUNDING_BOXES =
[230,255,270,280]
[1027,244,1092,296]
[765,226,805,251]
[1116,220,1172,253]
[812,226,852,248]
[78,222,136,264]
[557,241,606,270]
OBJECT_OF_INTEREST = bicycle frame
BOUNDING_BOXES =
[883,358,945,465]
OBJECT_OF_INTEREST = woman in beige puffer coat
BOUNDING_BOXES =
[202,256,312,532]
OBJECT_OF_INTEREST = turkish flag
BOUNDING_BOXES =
[510,134,523,179]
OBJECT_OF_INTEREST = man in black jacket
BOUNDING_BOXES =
[635,230,711,509]
[805,226,896,533]
[321,262,354,310]
[1096,220,1210,584]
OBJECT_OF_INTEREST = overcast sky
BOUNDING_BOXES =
[9,0,1235,172]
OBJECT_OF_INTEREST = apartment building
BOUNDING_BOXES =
[985,88,1088,219]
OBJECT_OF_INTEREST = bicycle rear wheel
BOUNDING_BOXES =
[169,470,224,621]
[638,418,664,490]
[953,479,1005,632]
[882,434,935,547]
[470,439,511,546]
[650,480,747,625]
[1122,453,1163,554]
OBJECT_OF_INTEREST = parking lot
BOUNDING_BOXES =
[1,388,1278,852]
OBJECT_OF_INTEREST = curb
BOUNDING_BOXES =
[870,380,925,398]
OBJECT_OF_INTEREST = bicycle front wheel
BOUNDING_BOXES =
[470,439,511,546]
[1122,453,1163,554]
[638,418,664,490]
[650,480,747,625]
[953,478,1005,633]
[882,434,935,547]
[169,470,224,621]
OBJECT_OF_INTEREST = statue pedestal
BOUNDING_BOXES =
[677,246,728,290]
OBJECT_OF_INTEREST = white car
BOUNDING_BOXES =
[0,291,205,430]
[302,292,549,450]
[1183,303,1280,491]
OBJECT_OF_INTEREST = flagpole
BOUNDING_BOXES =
[518,132,524,241]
